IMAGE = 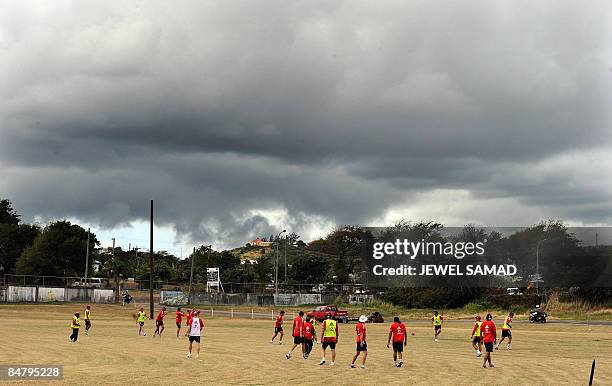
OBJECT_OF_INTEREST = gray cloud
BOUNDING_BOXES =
[1,1,611,248]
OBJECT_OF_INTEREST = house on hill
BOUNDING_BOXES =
[249,237,273,247]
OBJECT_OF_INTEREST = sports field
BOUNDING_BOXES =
[0,304,610,385]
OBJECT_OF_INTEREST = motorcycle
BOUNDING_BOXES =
[529,308,547,323]
[122,292,133,305]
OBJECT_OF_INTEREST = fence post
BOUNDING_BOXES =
[251,309,254,319]
[231,309,234,318]
[211,308,214,318]
[271,309,274,320]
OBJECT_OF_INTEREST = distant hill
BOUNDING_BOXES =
[229,245,273,261]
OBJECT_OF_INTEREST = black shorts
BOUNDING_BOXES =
[356,342,368,352]
[472,336,481,344]
[176,322,181,328]
[502,329,511,338]
[189,336,201,343]
[85,320,91,328]
[156,320,164,327]
[322,341,336,350]
[392,342,404,353]
[275,327,283,334]
[484,342,494,352]
[434,325,441,331]
[139,321,144,326]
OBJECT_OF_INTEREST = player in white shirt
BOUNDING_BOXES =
[187,310,204,360]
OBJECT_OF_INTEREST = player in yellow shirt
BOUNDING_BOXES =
[431,310,443,341]
[70,312,80,343]
[136,307,147,336]
[496,312,514,350]
[84,305,92,336]
[470,315,483,357]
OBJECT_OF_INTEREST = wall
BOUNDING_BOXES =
[3,286,116,303]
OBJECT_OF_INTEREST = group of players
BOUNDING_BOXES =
[270,308,514,369]
[69,304,514,369]
[69,305,206,361]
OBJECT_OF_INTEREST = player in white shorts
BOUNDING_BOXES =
[187,310,204,360]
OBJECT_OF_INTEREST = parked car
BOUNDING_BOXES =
[72,278,106,288]
[306,305,349,323]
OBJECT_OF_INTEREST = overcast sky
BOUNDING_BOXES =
[1,1,611,252]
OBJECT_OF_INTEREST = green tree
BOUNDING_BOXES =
[16,221,98,277]
[0,199,20,225]
[0,223,40,275]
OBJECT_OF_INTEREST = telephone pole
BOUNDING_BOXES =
[149,200,154,319]
[84,228,90,285]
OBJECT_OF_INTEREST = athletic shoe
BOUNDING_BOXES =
[319,360,325,365]
[507,344,512,350]
[360,365,366,369]
[397,361,403,367]
[279,342,283,345]
[489,363,495,368]
[350,364,356,368]
[434,339,438,342]
[286,353,291,359]
[187,353,192,359]
[476,350,482,357]
[495,344,499,350]
[269,341,273,344]
[330,362,335,366]
[482,364,487,369]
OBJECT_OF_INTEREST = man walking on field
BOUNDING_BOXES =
[432,310,443,341]
[302,317,316,359]
[350,315,368,369]
[270,310,285,344]
[137,307,147,336]
[496,312,513,350]
[187,310,204,360]
[471,315,483,357]
[286,311,305,359]
[84,305,92,336]
[320,314,339,366]
[481,313,497,368]
[70,312,80,343]
[175,307,185,338]
[387,316,407,367]
[153,306,167,338]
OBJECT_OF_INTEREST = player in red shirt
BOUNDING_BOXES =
[286,311,304,359]
[175,307,185,338]
[270,310,285,345]
[350,315,368,369]
[153,306,167,338]
[387,316,407,367]
[185,307,195,337]
[480,313,497,368]
[302,316,316,359]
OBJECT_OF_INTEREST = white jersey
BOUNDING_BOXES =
[190,318,202,337]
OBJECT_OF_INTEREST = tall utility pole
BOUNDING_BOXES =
[284,235,287,282]
[535,238,547,292]
[112,237,116,301]
[188,246,196,303]
[149,200,154,319]
[84,228,90,285]
[274,229,286,304]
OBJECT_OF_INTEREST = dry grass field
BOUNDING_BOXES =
[0,303,610,385]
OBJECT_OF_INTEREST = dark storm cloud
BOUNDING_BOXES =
[1,1,611,247]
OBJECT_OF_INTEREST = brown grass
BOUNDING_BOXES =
[0,303,610,385]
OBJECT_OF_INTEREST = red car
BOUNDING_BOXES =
[306,305,349,323]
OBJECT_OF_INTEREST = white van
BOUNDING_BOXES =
[72,278,106,288]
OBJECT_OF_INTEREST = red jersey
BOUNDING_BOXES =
[275,314,284,328]
[292,316,303,337]
[156,309,166,321]
[303,321,315,340]
[481,320,497,343]
[175,310,185,324]
[355,322,366,343]
[389,322,406,343]
[186,309,195,325]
